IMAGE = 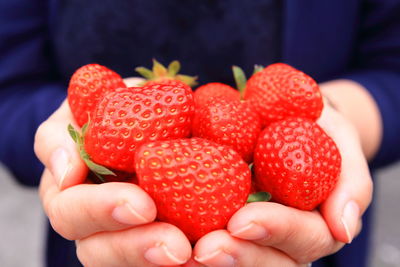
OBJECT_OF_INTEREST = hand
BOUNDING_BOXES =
[190,103,373,266]
[34,100,192,266]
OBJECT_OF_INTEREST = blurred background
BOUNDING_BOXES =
[0,162,399,267]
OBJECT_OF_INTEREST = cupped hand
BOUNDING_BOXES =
[191,103,373,266]
[34,100,192,266]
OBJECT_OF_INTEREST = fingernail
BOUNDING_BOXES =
[144,242,187,265]
[50,148,71,189]
[341,200,360,244]
[195,249,235,267]
[112,200,149,225]
[230,222,268,240]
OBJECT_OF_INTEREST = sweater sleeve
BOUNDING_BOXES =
[341,0,400,169]
[0,1,66,186]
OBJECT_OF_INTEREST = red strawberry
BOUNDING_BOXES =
[145,79,193,92]
[68,63,126,127]
[83,82,195,173]
[135,138,251,242]
[253,117,341,210]
[191,67,261,162]
[193,66,250,107]
[193,83,240,107]
[136,59,198,87]
[244,63,323,125]
[192,97,261,163]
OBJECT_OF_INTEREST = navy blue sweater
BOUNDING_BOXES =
[1,0,400,266]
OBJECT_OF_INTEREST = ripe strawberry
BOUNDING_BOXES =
[135,138,251,243]
[83,82,195,173]
[192,97,261,163]
[68,63,126,127]
[193,66,250,107]
[136,59,198,87]
[193,83,240,107]
[191,67,261,162]
[253,117,341,210]
[244,63,323,125]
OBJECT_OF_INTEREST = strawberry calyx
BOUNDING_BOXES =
[232,66,247,100]
[68,123,116,183]
[135,59,198,87]
[232,65,264,100]
[247,192,272,203]
[253,64,264,74]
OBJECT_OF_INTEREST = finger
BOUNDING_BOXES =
[39,169,156,240]
[318,106,373,243]
[76,222,192,267]
[193,230,300,267]
[34,99,87,189]
[181,258,206,267]
[227,202,343,263]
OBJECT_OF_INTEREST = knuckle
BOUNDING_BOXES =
[47,201,64,234]
[110,236,130,266]
[296,233,334,263]
[47,200,76,240]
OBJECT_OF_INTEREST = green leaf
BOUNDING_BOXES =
[81,122,89,137]
[152,59,168,77]
[135,67,154,80]
[68,124,80,144]
[78,147,115,176]
[175,74,198,87]
[247,192,272,203]
[84,158,116,176]
[167,60,181,77]
[232,66,247,99]
[92,171,106,183]
[135,59,197,87]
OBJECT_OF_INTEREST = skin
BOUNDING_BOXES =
[320,80,382,160]
[34,79,377,266]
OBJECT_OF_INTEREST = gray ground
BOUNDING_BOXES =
[0,163,399,267]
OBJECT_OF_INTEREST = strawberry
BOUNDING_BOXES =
[192,67,261,162]
[253,117,341,210]
[83,82,195,173]
[136,59,198,87]
[193,66,250,107]
[68,63,126,127]
[135,138,251,243]
[193,82,240,107]
[192,97,261,163]
[244,63,323,125]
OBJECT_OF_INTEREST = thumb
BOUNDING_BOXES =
[34,99,88,189]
